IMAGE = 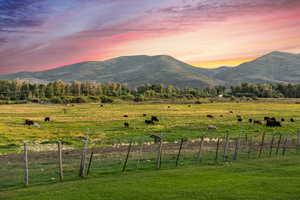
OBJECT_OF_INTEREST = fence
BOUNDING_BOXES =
[1,132,300,191]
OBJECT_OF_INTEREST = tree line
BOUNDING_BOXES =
[0,80,299,104]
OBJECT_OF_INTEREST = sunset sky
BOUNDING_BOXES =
[0,0,300,74]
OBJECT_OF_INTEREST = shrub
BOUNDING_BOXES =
[88,96,100,102]
[120,94,135,101]
[71,96,89,103]
[194,101,202,104]
[100,96,114,103]
[60,96,73,104]
[50,97,63,104]
[134,95,145,102]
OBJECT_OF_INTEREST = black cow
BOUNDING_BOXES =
[151,116,159,122]
[290,118,295,122]
[124,122,129,128]
[207,115,214,118]
[143,114,147,117]
[44,117,50,122]
[266,119,281,127]
[281,118,285,122]
[123,115,128,118]
[25,119,34,126]
[150,135,161,144]
[145,120,155,125]
[254,120,263,125]
[249,119,253,123]
[237,118,243,122]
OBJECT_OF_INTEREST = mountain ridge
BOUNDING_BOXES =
[0,51,299,88]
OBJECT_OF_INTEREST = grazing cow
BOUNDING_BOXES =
[44,117,50,122]
[100,104,104,107]
[25,119,34,126]
[254,120,263,125]
[124,122,129,128]
[281,118,285,122]
[249,119,253,123]
[207,115,214,118]
[143,114,147,117]
[145,120,155,125]
[290,118,295,122]
[150,135,161,144]
[123,115,128,118]
[151,116,159,122]
[168,106,171,108]
[208,125,217,130]
[266,119,281,127]
[229,111,233,114]
[237,118,243,122]
[220,115,224,117]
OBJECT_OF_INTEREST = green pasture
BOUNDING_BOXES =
[0,102,300,150]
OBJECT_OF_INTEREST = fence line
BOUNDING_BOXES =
[0,132,299,190]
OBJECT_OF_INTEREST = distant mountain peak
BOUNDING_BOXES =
[0,51,299,87]
[0,54,222,88]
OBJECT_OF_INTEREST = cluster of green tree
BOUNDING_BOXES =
[230,83,300,98]
[0,80,299,104]
[0,80,226,104]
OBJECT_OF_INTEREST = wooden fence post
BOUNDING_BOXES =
[258,132,266,158]
[87,151,94,176]
[136,141,144,169]
[24,143,29,186]
[176,139,185,167]
[276,134,282,155]
[247,137,252,159]
[297,132,300,154]
[269,135,275,157]
[122,140,133,172]
[215,138,220,162]
[79,140,88,177]
[156,140,163,169]
[233,136,240,161]
[223,134,229,162]
[282,135,289,156]
[57,141,63,181]
[197,135,204,162]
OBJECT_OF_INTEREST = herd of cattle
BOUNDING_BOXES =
[124,115,159,128]
[23,105,296,130]
[206,111,296,128]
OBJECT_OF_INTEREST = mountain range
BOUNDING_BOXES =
[0,51,299,88]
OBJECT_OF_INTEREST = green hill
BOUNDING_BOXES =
[0,55,222,88]
[1,51,300,87]
[210,51,300,85]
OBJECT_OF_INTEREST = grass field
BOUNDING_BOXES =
[1,101,300,151]
[1,101,300,199]
[1,155,300,200]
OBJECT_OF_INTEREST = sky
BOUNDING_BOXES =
[0,0,300,74]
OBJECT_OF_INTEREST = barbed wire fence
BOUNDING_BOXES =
[1,131,300,191]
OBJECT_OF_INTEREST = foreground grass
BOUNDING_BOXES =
[2,156,300,200]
